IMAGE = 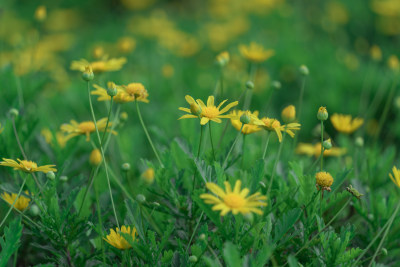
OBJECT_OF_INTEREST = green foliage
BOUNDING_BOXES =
[0,218,23,267]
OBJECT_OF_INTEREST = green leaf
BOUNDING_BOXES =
[192,193,221,227]
[223,242,242,267]
[273,208,302,244]
[125,199,146,241]
[0,217,23,267]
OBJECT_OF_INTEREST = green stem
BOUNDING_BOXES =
[267,131,286,196]
[320,121,324,171]
[262,131,271,160]
[94,180,106,263]
[135,100,164,167]
[0,177,26,229]
[222,125,244,169]
[297,76,307,125]
[86,81,120,228]
[367,202,400,267]
[193,125,204,191]
[100,97,113,146]
[208,122,216,162]
[185,211,204,252]
[219,69,224,99]
[0,197,40,228]
[217,120,230,149]
[241,134,246,168]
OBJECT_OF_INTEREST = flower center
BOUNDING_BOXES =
[79,121,96,133]
[223,193,245,209]
[20,160,37,171]
[202,106,219,118]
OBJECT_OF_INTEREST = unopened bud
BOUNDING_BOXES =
[121,163,131,172]
[120,112,128,122]
[107,82,118,97]
[46,171,55,180]
[240,111,251,124]
[299,65,309,76]
[82,66,94,81]
[30,204,40,216]
[317,106,328,121]
[245,81,254,90]
[136,194,146,203]
[8,108,19,118]
[199,233,206,241]
[271,80,281,90]
[190,103,202,116]
[142,168,155,184]
[323,139,332,150]
[355,137,364,147]
[281,105,296,123]
[189,256,198,263]
[216,51,230,67]
[89,149,102,165]
[60,175,68,182]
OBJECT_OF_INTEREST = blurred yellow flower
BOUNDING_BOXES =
[104,225,137,250]
[60,118,116,142]
[124,83,149,103]
[34,5,47,22]
[70,57,127,73]
[281,105,296,123]
[117,37,136,54]
[296,143,346,158]
[370,45,382,61]
[387,55,399,71]
[330,114,364,134]
[92,83,134,103]
[239,42,275,63]
[179,95,238,125]
[230,110,261,135]
[216,51,230,67]
[316,171,334,190]
[0,123,4,134]
[89,149,102,166]
[92,46,105,59]
[162,64,174,78]
[1,191,31,211]
[0,158,57,173]
[142,167,155,184]
[200,180,267,216]
[254,117,301,142]
[389,166,400,188]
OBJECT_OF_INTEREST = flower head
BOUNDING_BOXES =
[317,107,328,121]
[0,158,57,173]
[1,191,31,211]
[230,110,261,135]
[89,149,102,165]
[389,166,400,188]
[2,191,31,210]
[142,167,155,184]
[216,51,230,67]
[124,83,149,103]
[200,180,267,216]
[92,83,134,103]
[315,172,334,191]
[281,105,296,123]
[239,42,275,63]
[104,225,137,250]
[70,58,127,73]
[296,143,346,158]
[330,114,364,134]
[60,118,116,142]
[178,95,238,125]
[254,117,301,142]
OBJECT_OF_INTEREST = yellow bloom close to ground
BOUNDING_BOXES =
[200,180,267,216]
[89,149,102,165]
[104,225,137,250]
[60,118,116,142]
[315,171,334,190]
[70,57,127,73]
[0,158,57,173]
[254,117,301,142]
[178,95,238,125]
[389,166,400,188]
[296,143,346,158]
[239,42,275,63]
[117,37,136,54]
[230,110,261,135]
[330,114,364,134]
[91,84,135,103]
[1,191,31,211]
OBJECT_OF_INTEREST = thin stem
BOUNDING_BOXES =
[193,125,204,191]
[262,131,271,160]
[222,125,244,169]
[367,202,400,267]
[86,81,120,228]
[94,180,106,263]
[135,100,164,167]
[217,121,230,149]
[0,197,40,228]
[297,76,307,124]
[320,121,324,171]
[186,211,204,252]
[208,122,216,162]
[100,97,113,146]
[0,177,26,228]
[241,134,246,168]
[219,69,224,99]
[267,131,286,196]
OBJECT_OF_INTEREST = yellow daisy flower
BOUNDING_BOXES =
[70,57,127,73]
[254,117,301,142]
[230,110,261,135]
[200,180,267,216]
[178,95,238,125]
[296,143,346,158]
[124,83,149,103]
[104,225,137,250]
[1,191,31,211]
[0,158,57,173]
[330,114,364,134]
[60,118,116,142]
[91,83,134,103]
[389,166,400,188]
[239,42,275,63]
[315,172,334,191]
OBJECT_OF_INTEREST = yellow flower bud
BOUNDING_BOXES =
[190,103,202,116]
[240,111,251,124]
[142,168,155,184]
[34,6,46,22]
[315,171,334,188]
[281,105,296,123]
[89,149,102,166]
[317,106,328,121]
[387,55,399,72]
[299,65,309,76]
[370,45,382,62]
[82,66,94,81]
[216,51,230,67]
